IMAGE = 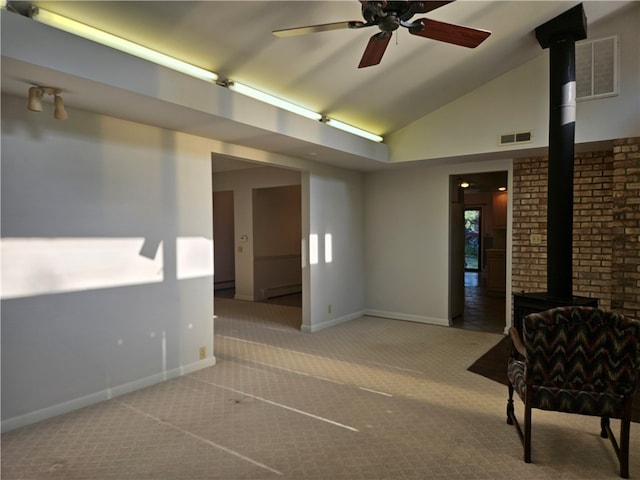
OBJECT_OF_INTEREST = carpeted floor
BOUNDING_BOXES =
[467,335,640,423]
[3,299,639,479]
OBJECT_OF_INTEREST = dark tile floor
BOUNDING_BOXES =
[451,271,506,334]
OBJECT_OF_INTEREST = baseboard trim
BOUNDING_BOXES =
[301,311,364,333]
[364,309,450,327]
[234,294,254,301]
[1,356,217,433]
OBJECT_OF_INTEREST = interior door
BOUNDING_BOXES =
[449,176,465,320]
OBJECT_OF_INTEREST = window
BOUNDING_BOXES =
[464,208,481,271]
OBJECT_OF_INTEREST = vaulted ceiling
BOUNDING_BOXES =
[1,1,633,171]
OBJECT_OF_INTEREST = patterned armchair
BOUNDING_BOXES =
[506,306,640,478]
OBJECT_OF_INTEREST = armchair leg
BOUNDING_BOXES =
[507,384,514,425]
[524,397,532,463]
[620,419,630,479]
[601,417,609,438]
[524,389,531,463]
[601,416,630,479]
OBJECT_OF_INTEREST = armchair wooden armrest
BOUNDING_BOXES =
[508,326,527,359]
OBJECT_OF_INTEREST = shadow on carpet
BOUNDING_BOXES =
[467,335,640,423]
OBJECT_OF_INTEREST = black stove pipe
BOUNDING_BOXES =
[535,4,587,299]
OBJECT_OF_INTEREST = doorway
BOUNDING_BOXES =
[449,171,508,333]
[213,190,235,293]
[212,159,304,329]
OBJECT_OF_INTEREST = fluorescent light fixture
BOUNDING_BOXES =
[229,81,322,121]
[32,7,218,83]
[0,0,8,9]
[324,118,383,143]
[29,7,385,143]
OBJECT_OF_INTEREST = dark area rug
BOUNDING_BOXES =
[467,335,640,423]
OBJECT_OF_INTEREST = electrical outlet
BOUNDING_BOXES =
[530,233,542,245]
[328,304,332,314]
[199,346,206,360]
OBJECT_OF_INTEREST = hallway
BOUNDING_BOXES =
[451,271,506,334]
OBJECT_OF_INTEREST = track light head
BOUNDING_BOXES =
[27,86,43,112]
[27,86,68,120]
[53,94,68,120]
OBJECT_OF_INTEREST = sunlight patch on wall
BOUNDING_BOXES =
[176,236,214,280]
[1,237,164,299]
[325,234,333,264]
[309,234,318,265]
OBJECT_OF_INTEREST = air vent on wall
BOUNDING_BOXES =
[576,36,617,100]
[499,131,532,146]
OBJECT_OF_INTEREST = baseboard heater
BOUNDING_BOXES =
[214,281,235,291]
[263,284,302,299]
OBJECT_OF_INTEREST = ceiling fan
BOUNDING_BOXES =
[273,1,491,68]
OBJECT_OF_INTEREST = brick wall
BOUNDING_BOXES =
[611,137,640,318]
[512,136,640,320]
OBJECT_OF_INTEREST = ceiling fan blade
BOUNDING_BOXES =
[358,32,392,68]
[409,18,491,48]
[273,21,365,37]
[409,1,455,14]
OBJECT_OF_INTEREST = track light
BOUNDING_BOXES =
[27,86,68,120]
[27,86,43,112]
[53,94,68,120]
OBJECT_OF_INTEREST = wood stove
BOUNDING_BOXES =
[513,4,598,333]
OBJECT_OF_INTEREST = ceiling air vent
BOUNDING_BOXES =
[499,131,532,146]
[576,36,617,100]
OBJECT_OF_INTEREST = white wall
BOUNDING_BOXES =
[307,169,366,332]
[364,158,512,326]
[1,94,215,431]
[213,190,235,286]
[388,3,640,163]
[253,185,302,300]
[575,2,640,144]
